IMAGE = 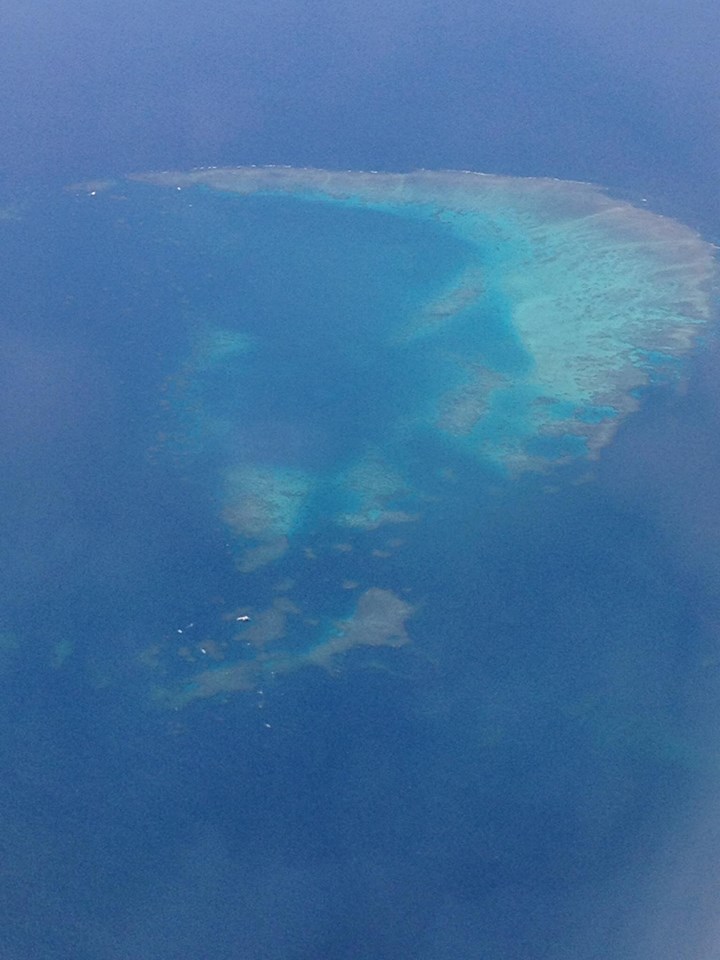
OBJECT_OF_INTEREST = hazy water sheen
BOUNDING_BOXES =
[0,169,717,959]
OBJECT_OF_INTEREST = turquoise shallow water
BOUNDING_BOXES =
[175,191,478,467]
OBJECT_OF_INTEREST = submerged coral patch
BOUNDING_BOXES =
[155,588,414,708]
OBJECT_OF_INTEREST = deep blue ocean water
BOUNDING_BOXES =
[0,2,719,959]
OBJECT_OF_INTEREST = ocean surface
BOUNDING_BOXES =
[1,2,719,959]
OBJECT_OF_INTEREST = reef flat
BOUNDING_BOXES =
[132,165,716,470]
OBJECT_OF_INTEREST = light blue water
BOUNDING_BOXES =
[173,192,476,461]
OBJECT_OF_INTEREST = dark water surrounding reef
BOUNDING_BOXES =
[1,2,719,958]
